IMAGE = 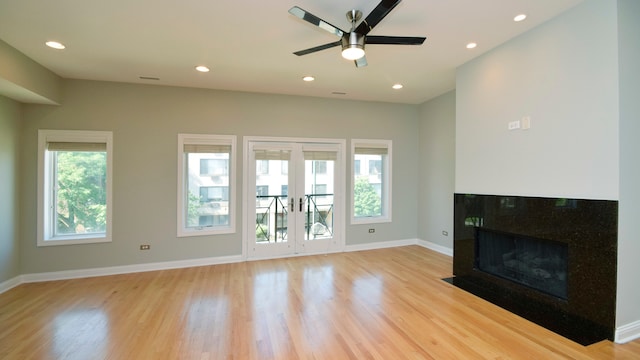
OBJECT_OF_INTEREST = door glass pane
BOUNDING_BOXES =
[255,159,289,243]
[304,158,334,241]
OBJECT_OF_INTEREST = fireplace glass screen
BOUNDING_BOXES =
[475,228,568,299]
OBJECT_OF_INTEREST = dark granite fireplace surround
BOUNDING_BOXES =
[452,194,618,345]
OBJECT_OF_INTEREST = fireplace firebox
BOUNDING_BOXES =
[451,194,618,345]
[475,228,568,300]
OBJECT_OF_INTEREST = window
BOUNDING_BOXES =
[314,184,327,195]
[200,186,229,202]
[314,161,327,174]
[38,130,113,246]
[178,134,236,237]
[200,159,229,176]
[368,159,382,175]
[351,139,392,224]
[257,160,269,175]
[256,185,269,197]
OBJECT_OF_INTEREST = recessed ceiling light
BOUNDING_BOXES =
[514,14,527,22]
[45,41,65,50]
[466,42,477,49]
[195,65,210,73]
[302,76,315,82]
[392,84,403,90]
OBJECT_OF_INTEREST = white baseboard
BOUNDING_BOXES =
[0,275,23,294]
[615,320,640,344]
[3,239,454,293]
[417,239,453,257]
[345,238,417,252]
[21,254,244,284]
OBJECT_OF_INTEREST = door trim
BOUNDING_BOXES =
[242,136,346,260]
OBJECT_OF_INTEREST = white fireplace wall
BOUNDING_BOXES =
[455,0,619,201]
[455,0,640,343]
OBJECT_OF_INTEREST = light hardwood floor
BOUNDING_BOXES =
[1,246,639,359]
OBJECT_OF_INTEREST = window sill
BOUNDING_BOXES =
[177,227,235,238]
[38,235,111,247]
[351,216,392,225]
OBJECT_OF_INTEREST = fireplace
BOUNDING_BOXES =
[451,194,618,345]
[475,228,568,300]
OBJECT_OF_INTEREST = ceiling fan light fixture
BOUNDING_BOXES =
[342,46,365,60]
[341,32,366,60]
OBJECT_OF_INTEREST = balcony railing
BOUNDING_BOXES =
[255,194,334,243]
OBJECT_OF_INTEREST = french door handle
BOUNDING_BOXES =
[290,197,295,212]
[299,197,303,212]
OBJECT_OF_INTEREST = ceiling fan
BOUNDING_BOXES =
[288,0,426,67]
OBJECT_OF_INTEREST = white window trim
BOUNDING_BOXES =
[351,139,392,225]
[37,129,113,246]
[177,133,236,237]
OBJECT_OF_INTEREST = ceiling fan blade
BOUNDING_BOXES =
[355,0,402,35]
[354,56,368,68]
[293,41,341,56]
[366,35,426,45]
[289,6,345,38]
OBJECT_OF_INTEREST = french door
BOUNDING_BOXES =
[245,138,344,259]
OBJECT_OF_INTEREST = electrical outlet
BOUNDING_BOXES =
[140,244,150,250]
[368,228,375,233]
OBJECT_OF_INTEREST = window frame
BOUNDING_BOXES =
[177,133,236,237]
[350,139,392,225]
[37,129,113,246]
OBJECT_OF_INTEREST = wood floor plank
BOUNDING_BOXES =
[1,246,639,359]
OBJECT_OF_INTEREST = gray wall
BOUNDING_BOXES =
[418,91,455,248]
[19,79,419,273]
[456,0,619,200]
[0,95,21,283]
[616,0,640,332]
[0,39,62,105]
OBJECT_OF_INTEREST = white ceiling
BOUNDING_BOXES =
[0,0,583,105]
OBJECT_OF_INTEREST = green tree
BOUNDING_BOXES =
[354,177,381,217]
[186,191,202,227]
[55,151,106,234]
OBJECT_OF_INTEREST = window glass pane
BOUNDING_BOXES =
[257,160,269,175]
[354,154,383,217]
[186,152,230,228]
[256,185,269,196]
[200,159,229,176]
[368,159,382,175]
[315,161,327,174]
[200,186,229,202]
[54,151,107,236]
